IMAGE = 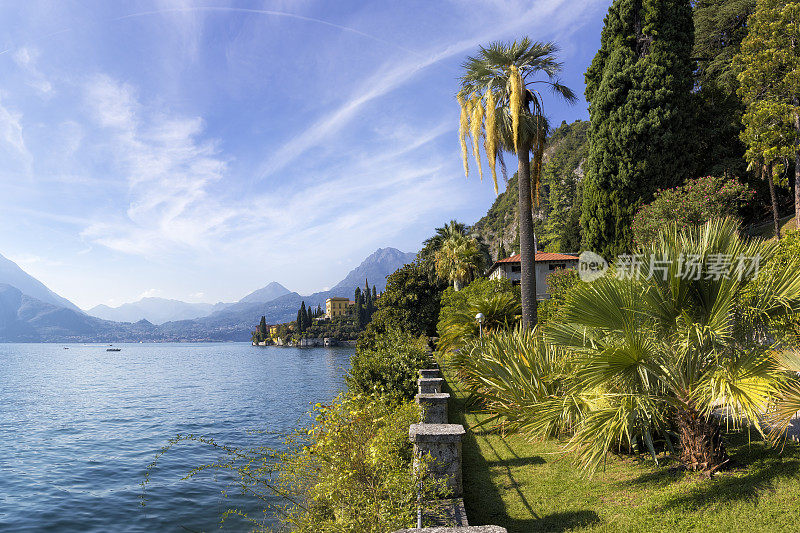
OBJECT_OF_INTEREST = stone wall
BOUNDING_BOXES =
[394,365,507,533]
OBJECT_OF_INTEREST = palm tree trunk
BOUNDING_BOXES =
[794,103,799,231]
[766,162,781,240]
[517,148,537,329]
[674,406,728,473]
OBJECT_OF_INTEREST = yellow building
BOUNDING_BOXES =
[269,325,279,337]
[326,297,352,318]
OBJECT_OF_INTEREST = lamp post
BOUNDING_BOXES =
[475,312,484,338]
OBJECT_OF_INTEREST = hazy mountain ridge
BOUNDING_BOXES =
[0,247,416,342]
[238,282,291,304]
[87,298,232,325]
[0,254,81,312]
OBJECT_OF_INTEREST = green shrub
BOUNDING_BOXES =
[346,329,430,402]
[536,269,580,325]
[280,395,447,532]
[436,277,520,353]
[632,176,754,247]
[146,395,447,532]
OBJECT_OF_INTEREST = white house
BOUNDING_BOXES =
[487,252,578,299]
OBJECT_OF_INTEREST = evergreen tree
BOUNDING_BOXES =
[692,0,754,180]
[296,309,304,334]
[258,315,268,340]
[364,281,373,314]
[306,306,313,328]
[497,240,507,261]
[581,0,695,258]
[354,287,364,328]
[735,0,800,231]
[299,302,307,333]
[371,285,377,303]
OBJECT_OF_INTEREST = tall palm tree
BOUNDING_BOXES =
[543,218,800,473]
[434,234,484,291]
[458,38,576,329]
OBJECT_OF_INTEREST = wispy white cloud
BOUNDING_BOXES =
[256,0,585,179]
[0,98,33,175]
[137,288,163,299]
[81,74,235,255]
[13,47,53,96]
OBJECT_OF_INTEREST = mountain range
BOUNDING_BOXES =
[0,248,415,342]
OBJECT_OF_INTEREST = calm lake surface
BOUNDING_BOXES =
[0,342,352,532]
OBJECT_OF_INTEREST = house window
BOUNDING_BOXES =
[548,263,566,271]
[511,265,521,273]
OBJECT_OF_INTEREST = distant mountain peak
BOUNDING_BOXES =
[329,247,416,295]
[238,281,291,304]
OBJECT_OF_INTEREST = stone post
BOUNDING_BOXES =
[419,368,441,379]
[409,423,466,498]
[416,393,449,424]
[418,377,444,395]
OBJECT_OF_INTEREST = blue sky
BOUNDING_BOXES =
[0,0,610,309]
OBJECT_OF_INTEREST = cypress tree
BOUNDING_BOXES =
[259,315,267,340]
[306,306,313,328]
[354,287,364,328]
[497,241,507,261]
[371,285,377,303]
[296,309,304,333]
[581,0,695,258]
[299,302,307,332]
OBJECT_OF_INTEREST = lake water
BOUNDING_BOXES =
[0,342,352,532]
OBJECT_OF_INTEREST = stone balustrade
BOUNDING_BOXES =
[397,366,507,532]
[418,377,444,394]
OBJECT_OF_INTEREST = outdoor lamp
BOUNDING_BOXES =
[475,312,484,338]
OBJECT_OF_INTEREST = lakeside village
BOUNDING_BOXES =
[250,280,381,347]
[251,251,579,348]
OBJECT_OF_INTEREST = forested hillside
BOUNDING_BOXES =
[472,119,589,258]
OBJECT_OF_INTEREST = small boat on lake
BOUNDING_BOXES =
[106,348,121,352]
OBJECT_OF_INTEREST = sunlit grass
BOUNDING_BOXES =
[446,373,800,532]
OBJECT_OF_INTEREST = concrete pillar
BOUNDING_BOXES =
[416,393,450,424]
[409,423,466,498]
[418,377,444,395]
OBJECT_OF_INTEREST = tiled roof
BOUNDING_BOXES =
[496,252,578,263]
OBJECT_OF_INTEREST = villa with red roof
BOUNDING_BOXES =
[486,252,578,299]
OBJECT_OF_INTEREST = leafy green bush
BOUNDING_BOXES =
[452,327,580,438]
[436,277,520,353]
[358,263,444,350]
[536,269,580,325]
[632,176,754,247]
[280,395,447,532]
[347,329,431,402]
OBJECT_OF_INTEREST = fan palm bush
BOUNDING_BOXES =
[437,278,520,353]
[544,218,800,473]
[453,326,586,438]
[460,219,800,475]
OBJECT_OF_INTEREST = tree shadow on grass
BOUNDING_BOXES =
[656,436,800,512]
[447,385,600,532]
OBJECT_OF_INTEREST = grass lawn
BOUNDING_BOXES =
[446,375,800,533]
